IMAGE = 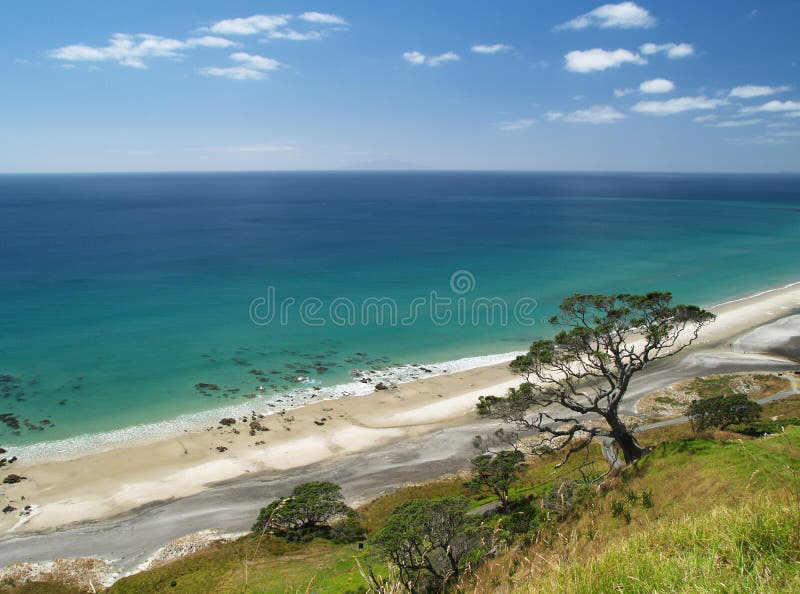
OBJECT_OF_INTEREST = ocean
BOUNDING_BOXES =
[1,172,799,456]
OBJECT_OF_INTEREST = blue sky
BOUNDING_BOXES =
[1,1,799,173]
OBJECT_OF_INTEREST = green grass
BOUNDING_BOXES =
[471,425,800,593]
[520,499,800,593]
[109,537,370,594]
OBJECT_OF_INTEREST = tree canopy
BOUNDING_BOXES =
[478,292,715,465]
[252,481,360,542]
[369,496,490,593]
[687,394,762,432]
[465,450,526,513]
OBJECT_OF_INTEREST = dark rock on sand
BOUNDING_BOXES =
[219,418,236,426]
[2,474,25,484]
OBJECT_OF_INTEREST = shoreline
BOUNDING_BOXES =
[9,351,524,465]
[8,277,800,465]
[1,280,800,537]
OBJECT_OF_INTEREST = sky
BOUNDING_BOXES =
[1,0,799,173]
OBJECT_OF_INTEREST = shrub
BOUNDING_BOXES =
[252,481,362,542]
[369,497,491,593]
[687,394,761,432]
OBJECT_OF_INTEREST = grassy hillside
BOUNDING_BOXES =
[5,387,800,594]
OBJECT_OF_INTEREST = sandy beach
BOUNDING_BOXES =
[1,282,800,542]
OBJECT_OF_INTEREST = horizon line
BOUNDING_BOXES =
[2,168,800,176]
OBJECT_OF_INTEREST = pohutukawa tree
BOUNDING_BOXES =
[478,292,715,466]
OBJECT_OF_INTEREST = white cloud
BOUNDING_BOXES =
[427,52,460,66]
[787,112,800,118]
[201,52,281,80]
[640,42,694,59]
[200,66,266,80]
[402,51,427,65]
[614,88,635,97]
[207,15,291,35]
[556,2,656,31]
[496,118,536,131]
[185,36,236,48]
[549,105,626,124]
[299,12,347,25]
[639,78,675,94]
[711,118,763,128]
[267,29,325,41]
[729,85,791,99]
[565,48,645,73]
[230,52,280,71]
[49,33,234,69]
[403,51,459,67]
[632,96,728,115]
[471,44,512,54]
[693,114,719,123]
[741,100,800,113]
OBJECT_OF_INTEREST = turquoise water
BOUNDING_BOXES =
[1,172,799,452]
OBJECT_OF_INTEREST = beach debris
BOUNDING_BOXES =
[314,420,326,426]
[219,418,236,426]
[2,474,26,484]
[215,446,228,453]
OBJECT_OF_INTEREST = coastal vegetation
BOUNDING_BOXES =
[687,393,762,431]
[17,389,789,593]
[477,292,714,465]
[251,481,364,544]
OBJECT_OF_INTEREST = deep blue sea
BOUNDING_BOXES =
[1,172,799,454]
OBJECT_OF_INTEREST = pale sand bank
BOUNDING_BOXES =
[2,282,799,536]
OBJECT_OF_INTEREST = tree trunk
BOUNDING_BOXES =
[607,416,645,464]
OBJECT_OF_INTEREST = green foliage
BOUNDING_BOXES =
[252,481,361,543]
[328,508,366,544]
[687,394,762,432]
[500,499,548,539]
[542,479,593,520]
[369,496,490,593]
[610,499,631,524]
[733,418,800,436]
[465,450,526,512]
[481,292,715,467]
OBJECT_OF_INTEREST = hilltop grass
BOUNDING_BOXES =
[469,423,800,593]
[516,499,800,594]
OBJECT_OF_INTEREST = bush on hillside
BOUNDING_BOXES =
[252,481,363,543]
[687,394,761,432]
